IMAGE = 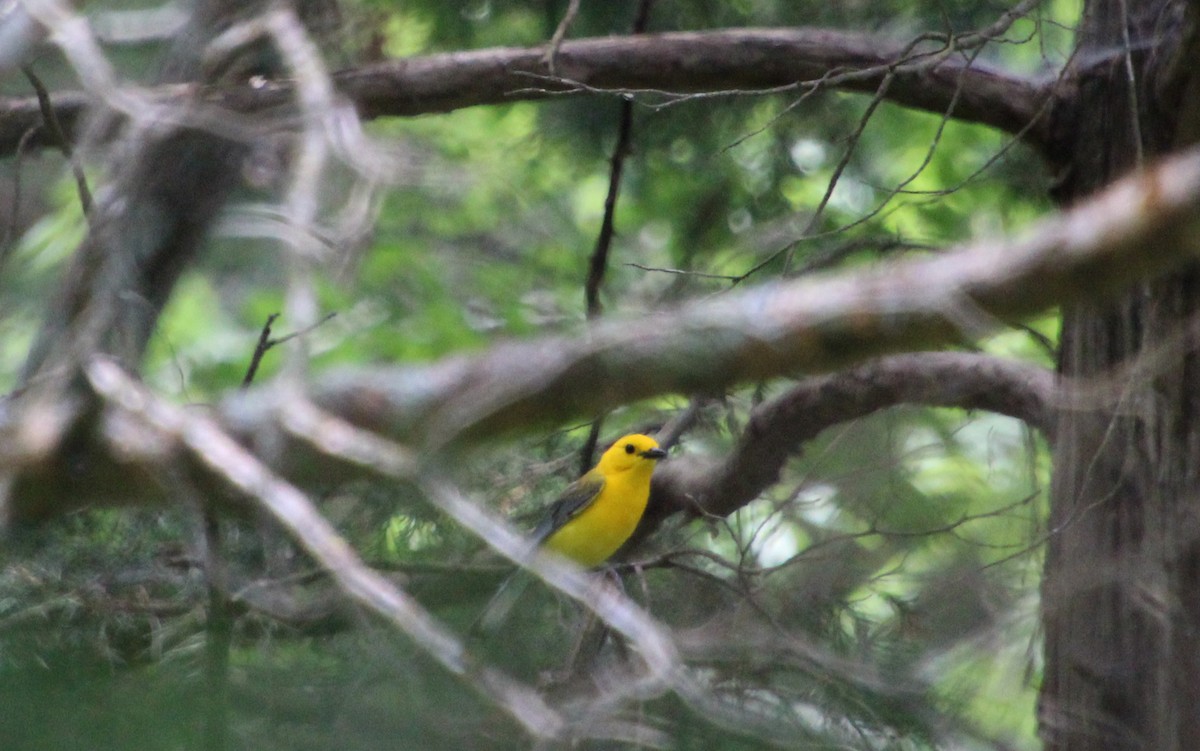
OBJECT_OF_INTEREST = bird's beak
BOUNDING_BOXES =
[641,447,667,460]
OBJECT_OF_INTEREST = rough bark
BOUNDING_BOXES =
[1040,1,1200,749]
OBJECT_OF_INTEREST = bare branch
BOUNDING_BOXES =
[542,0,581,75]
[83,362,688,746]
[641,352,1055,538]
[0,27,1052,160]
[266,397,681,689]
[242,313,282,388]
[213,144,1200,455]
[82,359,567,742]
[6,146,1200,522]
[340,28,1049,142]
[21,64,92,216]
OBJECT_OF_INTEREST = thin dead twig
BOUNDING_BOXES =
[22,64,93,218]
[241,312,337,388]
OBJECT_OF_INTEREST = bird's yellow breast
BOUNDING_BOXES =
[543,466,653,568]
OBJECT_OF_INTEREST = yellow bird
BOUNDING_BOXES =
[474,433,666,633]
[534,433,667,567]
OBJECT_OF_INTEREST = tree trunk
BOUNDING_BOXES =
[1040,1,1200,749]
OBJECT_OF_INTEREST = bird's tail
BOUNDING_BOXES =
[470,569,532,636]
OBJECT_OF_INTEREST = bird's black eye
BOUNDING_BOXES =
[625,443,636,454]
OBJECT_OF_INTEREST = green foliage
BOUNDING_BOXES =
[0,0,1083,748]
[0,173,88,391]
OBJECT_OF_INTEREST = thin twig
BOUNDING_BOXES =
[578,0,654,472]
[741,40,1019,285]
[269,311,338,346]
[624,263,740,281]
[241,312,336,388]
[242,313,281,388]
[579,419,604,476]
[583,0,654,318]
[542,0,581,76]
[21,64,93,217]
[583,100,633,317]
[779,71,894,277]
[1116,0,1145,166]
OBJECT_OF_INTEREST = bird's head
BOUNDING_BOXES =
[596,433,667,475]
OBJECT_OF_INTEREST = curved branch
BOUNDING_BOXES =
[0,27,1051,159]
[213,144,1200,461]
[336,28,1050,143]
[5,145,1200,522]
[639,352,1055,539]
[81,359,567,740]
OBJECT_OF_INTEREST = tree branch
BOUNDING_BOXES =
[6,145,1200,522]
[0,27,1052,160]
[213,144,1200,459]
[81,359,568,741]
[335,28,1051,143]
[639,352,1054,540]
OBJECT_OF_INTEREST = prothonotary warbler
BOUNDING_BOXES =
[474,433,666,632]
[534,433,667,567]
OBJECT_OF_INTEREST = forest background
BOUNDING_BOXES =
[2,0,1198,749]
